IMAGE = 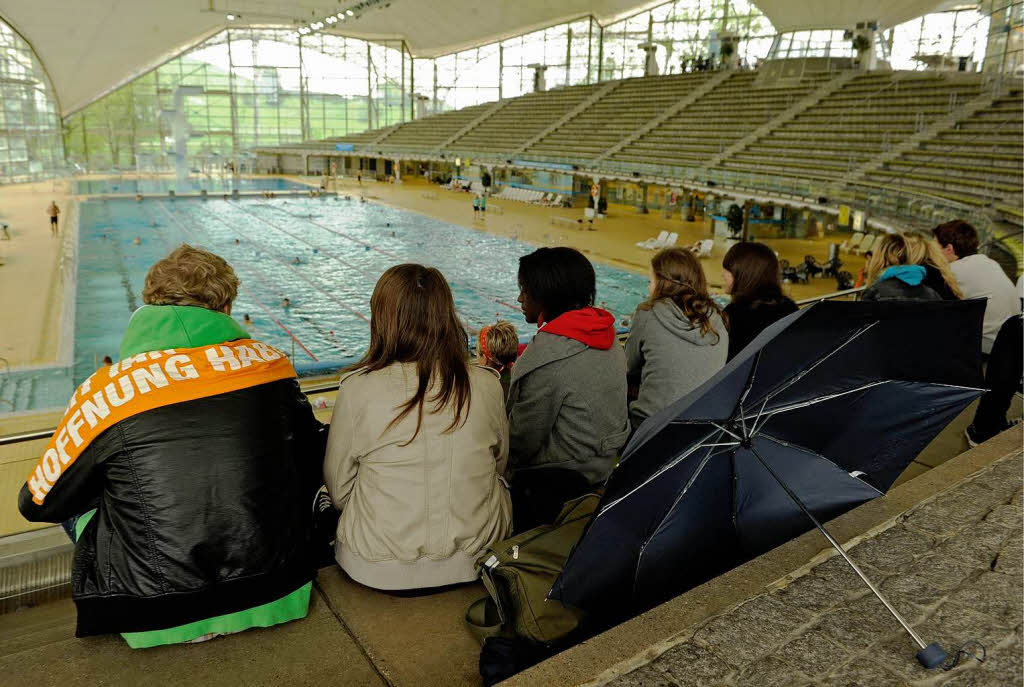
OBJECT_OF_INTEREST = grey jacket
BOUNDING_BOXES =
[625,300,728,431]
[506,331,630,485]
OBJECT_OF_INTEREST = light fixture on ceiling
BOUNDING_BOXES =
[312,21,324,29]
[298,26,311,34]
[337,13,346,20]
[346,9,355,16]
[226,13,237,21]
[326,16,337,24]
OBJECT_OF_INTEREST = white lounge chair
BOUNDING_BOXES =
[693,239,714,258]
[854,234,878,256]
[841,232,864,254]
[637,230,669,249]
[663,232,679,248]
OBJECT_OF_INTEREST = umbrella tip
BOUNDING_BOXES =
[917,642,948,669]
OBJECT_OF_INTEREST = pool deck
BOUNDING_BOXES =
[0,179,73,368]
[300,175,862,301]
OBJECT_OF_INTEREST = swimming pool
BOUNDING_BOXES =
[75,177,309,196]
[69,196,649,386]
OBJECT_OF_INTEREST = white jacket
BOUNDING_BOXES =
[950,254,1021,354]
[324,363,512,590]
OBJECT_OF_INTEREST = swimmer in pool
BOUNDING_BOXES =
[235,239,240,245]
[132,236,142,245]
[281,297,291,308]
[242,313,253,328]
[135,194,143,202]
[292,257,301,265]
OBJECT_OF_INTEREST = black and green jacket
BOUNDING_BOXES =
[19,305,326,643]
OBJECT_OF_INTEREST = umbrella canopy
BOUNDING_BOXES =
[551,299,985,619]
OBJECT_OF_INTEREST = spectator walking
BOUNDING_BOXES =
[860,234,941,302]
[625,248,727,432]
[47,201,59,236]
[323,264,511,590]
[721,241,798,360]
[507,247,629,531]
[933,220,1020,354]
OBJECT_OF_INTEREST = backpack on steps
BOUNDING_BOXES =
[465,493,599,645]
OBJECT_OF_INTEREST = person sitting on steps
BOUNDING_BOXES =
[506,247,629,532]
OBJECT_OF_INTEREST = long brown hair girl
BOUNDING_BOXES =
[346,264,471,442]
[640,247,722,341]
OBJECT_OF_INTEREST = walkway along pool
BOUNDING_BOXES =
[4,195,647,409]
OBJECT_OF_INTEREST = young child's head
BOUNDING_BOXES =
[477,321,519,371]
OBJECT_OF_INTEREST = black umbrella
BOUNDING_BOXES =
[550,299,986,668]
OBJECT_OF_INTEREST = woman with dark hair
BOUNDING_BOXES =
[324,264,511,590]
[626,248,728,432]
[508,247,629,531]
[722,241,798,360]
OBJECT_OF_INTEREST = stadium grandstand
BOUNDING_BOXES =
[0,0,1021,685]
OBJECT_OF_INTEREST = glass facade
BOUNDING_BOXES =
[982,0,1024,72]
[599,0,775,79]
[63,29,408,170]
[0,18,63,183]
[55,1,1003,173]
[890,8,990,71]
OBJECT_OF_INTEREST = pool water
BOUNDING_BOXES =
[75,178,309,196]
[71,196,649,385]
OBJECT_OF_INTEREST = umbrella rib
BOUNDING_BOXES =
[597,428,725,516]
[745,380,891,436]
[711,422,744,441]
[734,350,763,433]
[757,433,884,497]
[752,321,879,410]
[632,442,735,598]
[746,443,928,651]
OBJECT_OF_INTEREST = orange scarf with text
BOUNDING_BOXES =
[26,339,295,505]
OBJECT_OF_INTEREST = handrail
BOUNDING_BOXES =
[0,289,871,449]
[0,379,346,447]
[796,286,865,306]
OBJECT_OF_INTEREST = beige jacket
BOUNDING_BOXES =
[325,363,512,590]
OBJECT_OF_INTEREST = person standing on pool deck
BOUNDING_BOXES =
[479,193,487,221]
[47,201,59,236]
[472,194,480,220]
[18,244,325,648]
[506,247,629,532]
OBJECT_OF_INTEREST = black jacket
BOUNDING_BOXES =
[19,379,325,637]
[861,278,941,302]
[922,264,960,300]
[724,296,799,360]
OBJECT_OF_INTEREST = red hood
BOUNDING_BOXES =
[540,307,616,350]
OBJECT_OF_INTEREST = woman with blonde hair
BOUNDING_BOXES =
[861,234,941,302]
[625,247,728,432]
[905,234,962,300]
[324,264,512,590]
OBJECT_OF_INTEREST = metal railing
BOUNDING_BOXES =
[0,284,869,449]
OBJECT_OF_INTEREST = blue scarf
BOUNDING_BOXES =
[879,264,926,286]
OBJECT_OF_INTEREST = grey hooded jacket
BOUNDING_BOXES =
[506,331,630,485]
[625,300,728,431]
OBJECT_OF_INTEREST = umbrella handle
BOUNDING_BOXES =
[747,446,946,668]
